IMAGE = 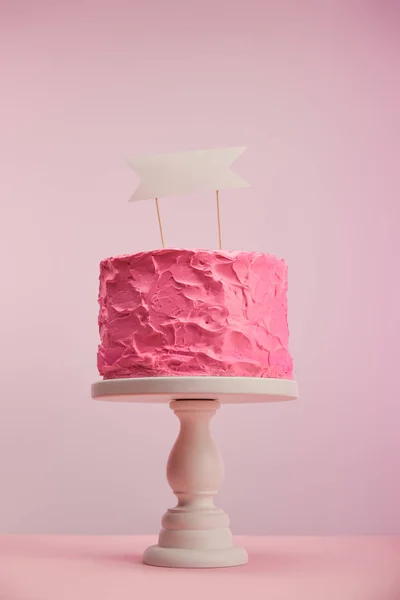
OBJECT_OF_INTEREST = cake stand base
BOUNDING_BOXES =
[92,377,298,569]
[143,544,248,569]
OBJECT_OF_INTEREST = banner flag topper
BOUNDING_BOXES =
[127,146,249,248]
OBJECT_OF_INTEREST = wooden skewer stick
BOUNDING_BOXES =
[216,190,222,250]
[155,197,165,248]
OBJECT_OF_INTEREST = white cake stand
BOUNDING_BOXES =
[91,376,298,568]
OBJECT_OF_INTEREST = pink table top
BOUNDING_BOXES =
[1,535,399,600]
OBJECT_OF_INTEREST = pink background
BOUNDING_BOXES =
[1,1,399,535]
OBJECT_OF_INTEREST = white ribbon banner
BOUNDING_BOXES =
[128,146,249,201]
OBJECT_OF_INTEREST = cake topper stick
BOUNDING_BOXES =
[127,147,249,248]
[155,197,165,247]
[216,190,222,249]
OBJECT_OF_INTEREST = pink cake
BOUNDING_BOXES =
[97,248,293,379]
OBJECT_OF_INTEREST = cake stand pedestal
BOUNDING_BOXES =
[91,377,298,568]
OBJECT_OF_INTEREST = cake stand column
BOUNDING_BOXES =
[143,399,248,568]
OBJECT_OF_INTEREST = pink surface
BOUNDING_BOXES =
[98,249,292,379]
[1,2,400,536]
[1,536,399,600]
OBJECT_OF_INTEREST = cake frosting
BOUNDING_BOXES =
[97,249,293,379]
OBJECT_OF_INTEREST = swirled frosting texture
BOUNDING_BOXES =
[97,249,293,379]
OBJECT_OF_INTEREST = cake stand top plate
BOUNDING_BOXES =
[91,376,298,404]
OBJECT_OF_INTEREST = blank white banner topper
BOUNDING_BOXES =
[128,146,249,201]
